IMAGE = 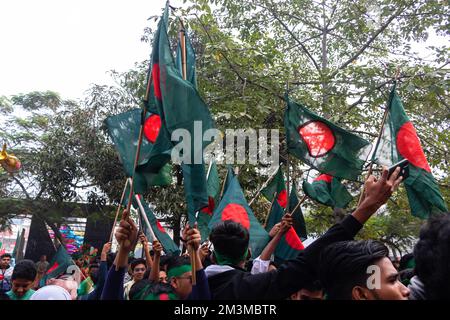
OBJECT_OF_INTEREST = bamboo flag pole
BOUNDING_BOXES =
[178,18,197,285]
[356,68,400,206]
[290,195,307,217]
[248,164,281,206]
[109,178,132,243]
[219,167,229,200]
[135,195,157,243]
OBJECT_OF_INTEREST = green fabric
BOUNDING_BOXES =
[40,246,74,287]
[208,171,269,258]
[373,85,448,218]
[214,249,248,266]
[150,4,214,225]
[104,109,172,193]
[284,95,371,181]
[197,161,220,241]
[7,289,35,300]
[134,197,180,255]
[302,174,353,209]
[77,277,94,296]
[265,185,305,263]
[167,265,191,279]
[11,231,20,259]
[261,167,286,205]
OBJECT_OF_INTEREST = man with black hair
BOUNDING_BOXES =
[206,166,403,300]
[319,240,410,300]
[129,279,177,300]
[6,259,37,300]
[77,263,99,296]
[124,258,147,300]
[289,280,323,300]
[0,253,13,294]
[411,213,450,300]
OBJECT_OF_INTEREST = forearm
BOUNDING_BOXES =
[260,233,283,261]
[149,254,160,282]
[114,248,129,269]
[100,265,126,300]
[144,247,153,268]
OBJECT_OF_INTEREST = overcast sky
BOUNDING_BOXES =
[0,0,181,100]
[0,1,446,102]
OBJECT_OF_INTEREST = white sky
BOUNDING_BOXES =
[0,1,446,102]
[0,0,182,101]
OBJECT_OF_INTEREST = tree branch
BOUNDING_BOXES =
[330,5,408,78]
[12,176,31,200]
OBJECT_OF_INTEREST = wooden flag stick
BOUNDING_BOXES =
[248,164,281,206]
[290,195,307,217]
[179,17,197,285]
[219,168,229,200]
[109,178,132,243]
[135,195,157,243]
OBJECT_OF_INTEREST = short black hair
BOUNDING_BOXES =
[130,258,146,271]
[414,212,450,300]
[1,253,12,259]
[11,259,37,281]
[159,255,172,271]
[129,279,177,300]
[209,220,249,263]
[399,253,414,271]
[319,240,389,300]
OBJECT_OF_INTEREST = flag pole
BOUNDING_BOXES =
[219,167,229,200]
[263,192,278,228]
[290,195,307,217]
[356,68,400,206]
[179,17,197,285]
[248,164,281,206]
[134,195,157,243]
[109,178,132,243]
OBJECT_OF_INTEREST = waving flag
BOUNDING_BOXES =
[261,168,288,208]
[302,174,353,209]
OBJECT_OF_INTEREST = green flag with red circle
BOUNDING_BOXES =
[284,95,371,181]
[208,172,269,258]
[265,185,305,263]
[372,85,448,219]
[302,174,353,209]
[261,167,288,208]
[197,161,220,241]
[104,109,172,194]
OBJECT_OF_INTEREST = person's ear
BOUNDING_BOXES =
[352,286,370,300]
[170,277,178,288]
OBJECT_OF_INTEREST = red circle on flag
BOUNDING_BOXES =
[221,203,250,230]
[298,121,335,157]
[284,227,304,250]
[277,189,287,208]
[315,174,333,183]
[156,220,166,233]
[396,122,430,172]
[144,114,161,144]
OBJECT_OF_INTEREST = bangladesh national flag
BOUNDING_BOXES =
[197,161,220,241]
[284,95,371,181]
[265,186,305,263]
[40,245,74,286]
[289,183,308,241]
[261,167,288,208]
[135,196,180,255]
[372,85,448,218]
[209,172,269,258]
[104,109,172,194]
[302,174,353,209]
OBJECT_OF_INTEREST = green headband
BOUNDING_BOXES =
[167,264,191,279]
[214,249,248,266]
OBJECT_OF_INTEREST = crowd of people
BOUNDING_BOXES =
[0,167,449,300]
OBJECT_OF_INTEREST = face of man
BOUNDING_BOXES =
[1,256,11,269]
[12,278,34,298]
[171,270,192,300]
[40,255,47,262]
[353,257,410,300]
[132,263,146,282]
[159,271,168,283]
[75,258,84,268]
[89,267,99,278]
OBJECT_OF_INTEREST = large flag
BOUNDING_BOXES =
[40,245,74,286]
[289,184,308,241]
[302,174,353,209]
[104,109,172,194]
[265,186,305,263]
[197,161,220,241]
[261,167,288,208]
[136,196,180,255]
[149,4,215,224]
[372,85,448,218]
[284,95,371,181]
[209,172,269,258]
